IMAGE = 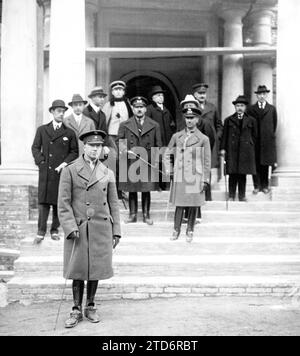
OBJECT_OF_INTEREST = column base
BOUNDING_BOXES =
[0,166,38,185]
[273,167,300,187]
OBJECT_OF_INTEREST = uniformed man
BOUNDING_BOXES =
[118,96,162,225]
[165,107,211,243]
[247,85,277,194]
[58,130,121,329]
[220,95,257,202]
[31,100,78,244]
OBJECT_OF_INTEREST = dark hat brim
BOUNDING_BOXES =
[254,89,271,94]
[150,89,166,97]
[232,100,249,105]
[49,105,68,113]
[68,100,88,106]
[79,130,107,143]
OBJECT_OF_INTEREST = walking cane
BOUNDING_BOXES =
[223,158,229,211]
[54,238,77,331]
[165,178,173,222]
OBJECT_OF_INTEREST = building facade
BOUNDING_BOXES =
[0,0,299,184]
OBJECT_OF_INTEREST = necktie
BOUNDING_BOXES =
[137,118,143,134]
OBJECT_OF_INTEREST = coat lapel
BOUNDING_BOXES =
[45,122,55,139]
[76,156,91,183]
[52,124,68,141]
[141,117,155,136]
[66,115,79,133]
[88,161,108,189]
[78,115,90,135]
[126,118,140,138]
[201,102,213,116]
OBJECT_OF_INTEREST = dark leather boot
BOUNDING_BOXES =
[142,192,153,225]
[125,193,137,224]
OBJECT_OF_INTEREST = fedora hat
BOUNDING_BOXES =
[254,85,271,94]
[182,107,202,117]
[149,85,166,98]
[79,130,107,144]
[232,95,249,106]
[88,86,108,98]
[180,94,200,109]
[192,83,209,93]
[49,99,68,113]
[68,94,88,106]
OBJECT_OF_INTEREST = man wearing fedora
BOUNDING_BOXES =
[118,96,162,225]
[58,130,121,328]
[146,85,176,191]
[247,85,277,194]
[64,94,96,155]
[220,95,257,202]
[31,100,79,244]
[83,87,108,132]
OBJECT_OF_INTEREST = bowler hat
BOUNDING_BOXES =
[130,96,148,107]
[88,86,108,98]
[180,94,200,109]
[182,107,202,117]
[254,85,271,94]
[79,130,107,144]
[232,95,249,106]
[110,80,126,90]
[68,94,88,106]
[49,99,68,113]
[149,85,166,98]
[192,83,209,93]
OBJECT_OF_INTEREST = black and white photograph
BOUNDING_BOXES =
[0,0,300,339]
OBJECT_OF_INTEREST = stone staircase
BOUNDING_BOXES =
[7,179,300,304]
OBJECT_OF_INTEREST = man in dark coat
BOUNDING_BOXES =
[58,130,121,329]
[247,85,277,194]
[83,87,108,132]
[192,83,223,169]
[31,100,78,244]
[146,85,176,190]
[118,96,162,225]
[220,95,257,202]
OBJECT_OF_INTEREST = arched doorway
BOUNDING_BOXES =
[120,71,180,122]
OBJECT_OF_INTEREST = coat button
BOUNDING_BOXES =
[50,142,53,145]
[103,188,106,192]
[88,217,91,221]
[104,218,108,221]
[86,202,90,206]
[49,167,52,170]
[49,154,53,157]
[104,202,107,206]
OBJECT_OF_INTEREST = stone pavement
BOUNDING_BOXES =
[1,297,300,336]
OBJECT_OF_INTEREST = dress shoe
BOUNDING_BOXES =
[170,230,180,241]
[33,235,44,245]
[228,197,235,202]
[252,188,260,195]
[143,215,153,226]
[84,305,100,323]
[182,218,188,224]
[64,308,83,328]
[262,188,270,194]
[51,233,60,241]
[186,231,193,243]
[239,197,248,202]
[125,215,137,224]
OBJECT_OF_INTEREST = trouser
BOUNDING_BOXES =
[184,207,202,219]
[253,165,269,190]
[128,192,151,217]
[37,204,60,236]
[72,280,99,310]
[175,207,198,233]
[229,174,246,199]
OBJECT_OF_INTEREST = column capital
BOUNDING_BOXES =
[216,2,250,24]
[248,6,275,25]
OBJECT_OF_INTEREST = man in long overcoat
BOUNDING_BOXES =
[220,95,257,202]
[165,107,211,243]
[58,130,121,328]
[247,85,277,194]
[118,96,162,225]
[31,100,78,244]
[64,94,96,155]
[146,85,176,190]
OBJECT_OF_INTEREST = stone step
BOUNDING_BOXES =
[24,221,300,238]
[19,236,300,256]
[12,254,300,278]
[7,275,300,303]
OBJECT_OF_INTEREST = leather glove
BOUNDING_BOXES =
[55,162,68,173]
[201,182,210,193]
[113,235,121,249]
[67,231,79,240]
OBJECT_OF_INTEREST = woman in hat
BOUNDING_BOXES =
[220,95,257,202]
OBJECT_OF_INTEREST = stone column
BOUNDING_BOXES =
[49,0,86,103]
[43,0,51,123]
[219,6,248,119]
[86,0,98,96]
[249,7,274,104]
[277,0,300,175]
[0,0,38,184]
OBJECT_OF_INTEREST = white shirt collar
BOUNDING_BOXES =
[53,120,62,130]
[90,102,100,113]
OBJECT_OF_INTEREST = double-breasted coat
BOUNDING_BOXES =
[146,103,175,146]
[31,122,79,205]
[83,104,108,132]
[118,116,162,192]
[220,113,257,175]
[63,114,96,155]
[247,102,277,166]
[58,156,121,281]
[164,128,211,207]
